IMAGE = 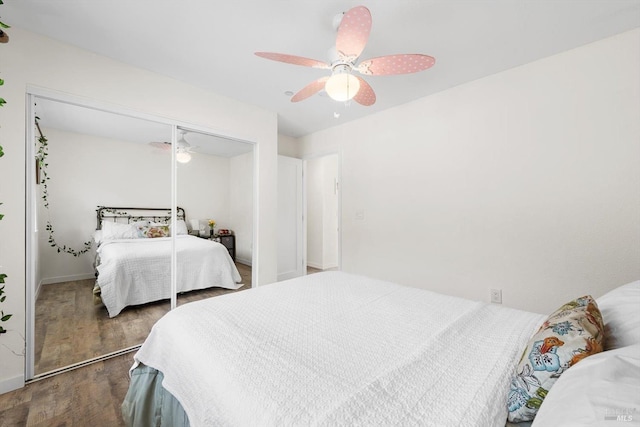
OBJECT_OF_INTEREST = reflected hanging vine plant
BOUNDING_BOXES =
[0,0,13,334]
[36,119,93,256]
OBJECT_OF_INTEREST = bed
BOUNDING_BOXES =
[93,206,242,318]
[121,272,640,426]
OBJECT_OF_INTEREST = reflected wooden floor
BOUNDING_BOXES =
[34,263,252,375]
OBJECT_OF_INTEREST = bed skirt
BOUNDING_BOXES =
[121,363,190,427]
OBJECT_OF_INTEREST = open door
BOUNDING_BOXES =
[277,155,304,281]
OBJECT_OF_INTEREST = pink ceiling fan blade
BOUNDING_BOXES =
[336,5,372,60]
[291,77,330,102]
[353,77,376,106]
[357,54,436,76]
[255,52,329,69]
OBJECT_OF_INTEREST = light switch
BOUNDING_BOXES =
[355,209,364,220]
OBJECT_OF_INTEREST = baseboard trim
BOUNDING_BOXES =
[40,273,95,285]
[307,261,323,270]
[307,261,338,270]
[0,374,24,395]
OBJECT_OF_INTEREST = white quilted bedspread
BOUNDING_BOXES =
[96,235,241,317]
[133,271,543,427]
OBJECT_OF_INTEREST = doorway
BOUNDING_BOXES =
[305,153,340,272]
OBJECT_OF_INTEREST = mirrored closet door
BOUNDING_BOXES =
[28,96,174,377]
[26,92,257,380]
[175,127,254,307]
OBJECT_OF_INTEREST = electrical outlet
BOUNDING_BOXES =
[490,289,502,304]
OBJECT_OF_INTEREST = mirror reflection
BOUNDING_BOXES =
[33,98,173,375]
[31,98,255,378]
[173,127,254,307]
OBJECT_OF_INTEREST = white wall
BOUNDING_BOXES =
[0,27,278,393]
[300,29,640,315]
[229,151,254,265]
[177,150,232,230]
[278,134,300,158]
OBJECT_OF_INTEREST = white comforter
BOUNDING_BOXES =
[133,271,544,426]
[96,235,242,317]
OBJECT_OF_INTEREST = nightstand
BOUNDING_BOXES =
[218,234,235,261]
[195,233,235,261]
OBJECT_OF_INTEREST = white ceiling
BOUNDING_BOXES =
[6,1,640,138]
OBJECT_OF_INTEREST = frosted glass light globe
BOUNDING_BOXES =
[325,73,360,102]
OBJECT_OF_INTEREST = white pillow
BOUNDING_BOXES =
[596,280,640,350]
[101,221,146,240]
[531,344,640,426]
[175,219,188,235]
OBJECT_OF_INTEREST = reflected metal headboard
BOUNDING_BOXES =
[96,206,186,230]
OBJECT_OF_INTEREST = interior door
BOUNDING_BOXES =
[277,155,304,281]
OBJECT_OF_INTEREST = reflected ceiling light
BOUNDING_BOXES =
[176,131,193,163]
[325,65,360,102]
[176,151,192,163]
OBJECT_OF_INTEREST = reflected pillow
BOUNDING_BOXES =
[175,219,188,235]
[597,280,640,350]
[137,224,170,238]
[101,221,146,241]
[150,220,188,235]
[507,295,605,423]
[93,230,104,245]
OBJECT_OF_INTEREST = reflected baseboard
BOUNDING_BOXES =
[40,273,95,286]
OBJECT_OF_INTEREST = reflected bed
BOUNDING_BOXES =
[93,206,242,318]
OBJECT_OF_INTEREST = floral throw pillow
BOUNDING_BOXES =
[136,224,169,238]
[507,295,604,423]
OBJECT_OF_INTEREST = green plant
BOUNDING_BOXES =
[0,274,11,334]
[36,120,93,256]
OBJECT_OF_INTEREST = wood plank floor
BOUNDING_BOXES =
[1,265,323,426]
[0,352,133,427]
[35,262,252,375]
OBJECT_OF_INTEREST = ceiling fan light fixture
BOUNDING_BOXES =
[325,65,360,102]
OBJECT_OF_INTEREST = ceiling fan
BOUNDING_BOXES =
[149,130,196,163]
[255,5,435,106]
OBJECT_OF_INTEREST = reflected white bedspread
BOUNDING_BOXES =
[133,271,543,426]
[96,235,241,317]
